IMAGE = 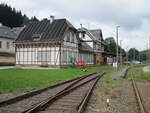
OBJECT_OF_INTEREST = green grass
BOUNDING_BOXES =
[0,66,111,94]
[99,66,128,95]
[128,66,150,82]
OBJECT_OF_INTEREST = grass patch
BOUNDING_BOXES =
[128,66,150,82]
[99,66,128,95]
[100,68,120,95]
[0,66,110,94]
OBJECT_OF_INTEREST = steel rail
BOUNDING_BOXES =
[77,72,104,113]
[23,73,102,113]
[0,72,96,107]
[132,77,147,113]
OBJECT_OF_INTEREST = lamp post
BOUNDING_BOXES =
[116,26,120,69]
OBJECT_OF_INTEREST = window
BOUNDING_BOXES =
[7,42,10,49]
[37,51,47,62]
[79,33,82,38]
[66,32,70,42]
[0,41,1,48]
[82,33,85,38]
[32,34,42,41]
[70,32,72,42]
[71,32,75,43]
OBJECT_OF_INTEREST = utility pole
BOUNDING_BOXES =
[133,48,135,61]
[116,26,120,69]
[149,37,150,62]
[146,43,148,62]
[120,40,122,66]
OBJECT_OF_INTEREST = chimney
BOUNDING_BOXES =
[50,16,55,24]
[80,24,83,28]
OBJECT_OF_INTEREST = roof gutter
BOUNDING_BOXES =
[14,41,61,45]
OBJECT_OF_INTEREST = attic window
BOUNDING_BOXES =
[82,33,85,38]
[32,34,42,41]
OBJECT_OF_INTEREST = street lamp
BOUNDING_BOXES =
[116,26,120,69]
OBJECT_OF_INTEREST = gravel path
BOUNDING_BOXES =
[84,78,138,113]
[84,69,139,113]
[111,68,128,80]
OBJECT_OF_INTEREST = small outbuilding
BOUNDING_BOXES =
[0,24,17,53]
[0,24,17,64]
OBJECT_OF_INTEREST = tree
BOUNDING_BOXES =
[0,3,39,27]
[104,37,117,53]
[0,4,23,27]
[23,15,39,26]
[128,48,139,61]
[139,50,150,61]
[104,37,126,55]
[22,14,30,25]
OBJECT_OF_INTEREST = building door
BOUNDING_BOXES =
[94,54,96,65]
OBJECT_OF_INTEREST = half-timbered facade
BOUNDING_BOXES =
[78,28,105,65]
[15,18,79,67]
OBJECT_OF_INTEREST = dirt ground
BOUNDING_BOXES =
[0,88,36,102]
[137,82,150,113]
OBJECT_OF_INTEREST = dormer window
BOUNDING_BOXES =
[79,32,85,39]
[66,32,70,42]
[82,33,85,38]
[32,34,42,41]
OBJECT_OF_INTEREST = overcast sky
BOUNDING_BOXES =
[1,0,150,51]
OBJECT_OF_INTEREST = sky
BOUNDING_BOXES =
[1,0,150,51]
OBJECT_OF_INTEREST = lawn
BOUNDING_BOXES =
[0,66,111,94]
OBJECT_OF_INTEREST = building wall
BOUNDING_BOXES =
[61,42,78,65]
[94,41,104,52]
[79,32,93,48]
[79,52,94,64]
[15,29,96,66]
[107,56,116,65]
[62,32,95,65]
[0,38,15,53]
[16,45,60,66]
[95,53,104,65]
[16,44,94,66]
[61,47,78,65]
[0,56,15,63]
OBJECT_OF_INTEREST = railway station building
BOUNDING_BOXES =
[14,17,113,67]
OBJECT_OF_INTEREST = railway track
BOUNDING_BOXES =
[131,76,147,113]
[0,72,103,113]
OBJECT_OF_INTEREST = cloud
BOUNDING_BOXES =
[1,0,150,50]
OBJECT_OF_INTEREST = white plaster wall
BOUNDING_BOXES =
[82,34,93,48]
[16,46,60,65]
[0,38,15,53]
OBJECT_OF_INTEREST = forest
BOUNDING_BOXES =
[0,3,39,28]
